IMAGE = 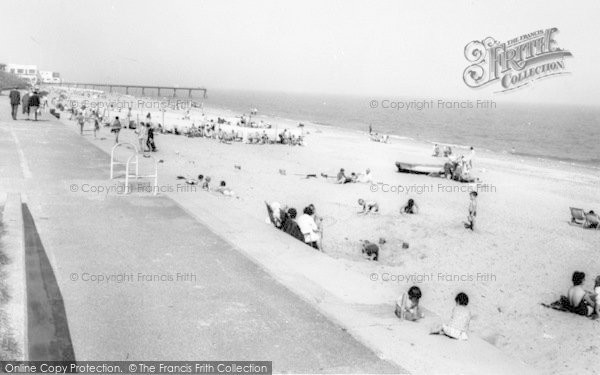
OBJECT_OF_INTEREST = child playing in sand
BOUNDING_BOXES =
[430,292,471,340]
[360,168,373,184]
[216,181,236,197]
[400,199,419,214]
[357,199,379,214]
[201,176,211,191]
[396,286,424,321]
[361,238,385,261]
[464,191,478,230]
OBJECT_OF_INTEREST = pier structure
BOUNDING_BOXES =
[56,82,207,98]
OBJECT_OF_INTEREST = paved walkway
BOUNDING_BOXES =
[0,104,402,373]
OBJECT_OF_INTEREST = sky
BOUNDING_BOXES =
[1,0,598,105]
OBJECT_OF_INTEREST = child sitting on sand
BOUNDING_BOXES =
[357,199,379,214]
[361,238,385,261]
[430,292,471,340]
[400,199,419,214]
[359,168,373,184]
[336,168,352,184]
[395,286,424,321]
[201,176,211,191]
[464,191,478,230]
[215,181,236,197]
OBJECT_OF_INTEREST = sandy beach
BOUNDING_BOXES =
[50,89,600,374]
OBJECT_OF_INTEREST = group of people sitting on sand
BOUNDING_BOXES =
[439,147,477,183]
[547,271,600,319]
[321,168,373,184]
[395,286,473,340]
[356,198,418,216]
[370,133,390,143]
[181,120,304,146]
[432,144,454,158]
[176,174,237,197]
[266,202,323,251]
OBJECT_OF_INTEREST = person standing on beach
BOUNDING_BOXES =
[135,121,147,152]
[28,91,41,121]
[146,123,156,152]
[21,91,30,118]
[92,111,100,138]
[9,88,20,120]
[464,191,478,230]
[466,147,475,169]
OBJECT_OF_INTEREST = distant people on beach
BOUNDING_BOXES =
[443,146,453,157]
[9,88,20,120]
[395,286,424,321]
[357,199,379,214]
[464,191,478,230]
[432,144,440,157]
[400,199,419,214]
[430,292,471,340]
[370,133,389,143]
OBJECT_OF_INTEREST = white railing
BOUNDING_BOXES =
[125,154,159,196]
[110,142,138,180]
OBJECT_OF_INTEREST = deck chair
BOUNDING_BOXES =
[570,207,586,226]
[265,202,279,228]
[584,212,600,230]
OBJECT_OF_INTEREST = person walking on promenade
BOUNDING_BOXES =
[28,91,41,121]
[111,116,122,143]
[21,90,30,118]
[9,88,20,120]
[146,123,156,152]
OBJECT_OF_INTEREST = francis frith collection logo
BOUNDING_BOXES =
[463,28,572,92]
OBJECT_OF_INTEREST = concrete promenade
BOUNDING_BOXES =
[0,104,401,373]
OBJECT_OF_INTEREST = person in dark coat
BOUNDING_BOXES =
[281,208,305,243]
[21,91,30,117]
[9,89,20,120]
[28,91,41,121]
[146,123,156,151]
